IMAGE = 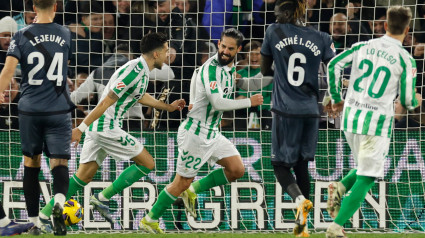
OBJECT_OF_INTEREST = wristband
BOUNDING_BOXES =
[77,122,88,133]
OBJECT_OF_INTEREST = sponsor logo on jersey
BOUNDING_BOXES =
[116,82,126,90]
[134,94,142,100]
[210,81,217,90]
[330,43,336,53]
[7,40,16,53]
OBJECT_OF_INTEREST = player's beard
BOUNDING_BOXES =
[217,52,235,66]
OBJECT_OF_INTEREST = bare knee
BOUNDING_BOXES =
[167,175,194,197]
[225,164,245,181]
[133,149,155,170]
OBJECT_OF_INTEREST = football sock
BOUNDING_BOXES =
[28,217,40,228]
[101,164,151,200]
[41,174,87,218]
[23,166,41,218]
[0,204,6,220]
[0,212,11,227]
[147,188,177,221]
[341,169,358,192]
[273,165,303,200]
[334,175,375,226]
[295,195,306,207]
[293,160,311,199]
[52,165,69,208]
[192,168,229,194]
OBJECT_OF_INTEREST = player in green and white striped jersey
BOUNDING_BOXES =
[325,6,419,238]
[140,28,264,233]
[38,33,185,227]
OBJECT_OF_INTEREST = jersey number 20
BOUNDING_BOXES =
[27,52,64,86]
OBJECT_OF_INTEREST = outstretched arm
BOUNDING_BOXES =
[138,93,185,112]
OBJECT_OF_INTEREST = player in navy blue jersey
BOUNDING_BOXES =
[261,0,336,236]
[0,0,73,235]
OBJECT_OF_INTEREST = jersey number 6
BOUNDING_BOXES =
[287,52,306,86]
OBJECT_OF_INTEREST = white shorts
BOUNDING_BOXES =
[79,128,144,166]
[176,125,240,178]
[344,131,390,178]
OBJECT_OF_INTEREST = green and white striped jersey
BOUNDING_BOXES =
[89,57,149,132]
[186,54,251,139]
[328,35,418,138]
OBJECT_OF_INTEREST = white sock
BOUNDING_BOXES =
[54,193,66,208]
[98,192,109,202]
[189,184,195,194]
[28,216,40,227]
[0,217,11,227]
[145,215,156,223]
[295,195,306,207]
[39,213,49,220]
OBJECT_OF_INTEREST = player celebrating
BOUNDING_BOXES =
[260,0,336,236]
[139,28,263,233]
[38,32,185,227]
[0,0,73,235]
[325,6,418,238]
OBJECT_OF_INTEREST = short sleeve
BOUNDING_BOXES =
[322,33,336,62]
[6,32,21,60]
[261,26,273,56]
[111,65,141,98]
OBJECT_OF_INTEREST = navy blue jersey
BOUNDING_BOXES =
[7,23,74,115]
[261,23,335,116]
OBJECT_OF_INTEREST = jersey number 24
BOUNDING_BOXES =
[27,52,64,86]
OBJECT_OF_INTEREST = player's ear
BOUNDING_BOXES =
[54,3,57,12]
[404,26,410,36]
[384,22,388,32]
[237,45,242,53]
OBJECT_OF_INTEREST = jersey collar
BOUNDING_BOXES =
[382,35,402,46]
[139,55,150,72]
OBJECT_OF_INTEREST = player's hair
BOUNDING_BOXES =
[140,32,168,54]
[243,40,262,53]
[275,0,306,24]
[220,28,244,47]
[33,0,56,10]
[387,6,412,35]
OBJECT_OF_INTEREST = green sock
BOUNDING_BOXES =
[101,164,151,200]
[148,188,177,220]
[334,175,375,226]
[192,168,229,194]
[341,169,358,191]
[40,174,87,217]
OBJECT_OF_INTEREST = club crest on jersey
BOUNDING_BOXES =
[210,81,217,90]
[116,82,126,90]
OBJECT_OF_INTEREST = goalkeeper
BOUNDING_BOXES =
[39,32,185,227]
[139,28,263,234]
[325,6,418,238]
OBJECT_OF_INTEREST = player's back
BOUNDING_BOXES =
[7,23,73,115]
[261,23,335,116]
[341,35,416,137]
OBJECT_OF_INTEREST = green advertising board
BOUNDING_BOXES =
[0,130,424,232]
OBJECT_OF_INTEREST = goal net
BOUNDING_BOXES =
[0,0,424,233]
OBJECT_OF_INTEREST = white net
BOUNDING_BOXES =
[0,0,424,233]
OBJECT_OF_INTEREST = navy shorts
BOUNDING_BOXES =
[19,113,72,159]
[271,114,319,167]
